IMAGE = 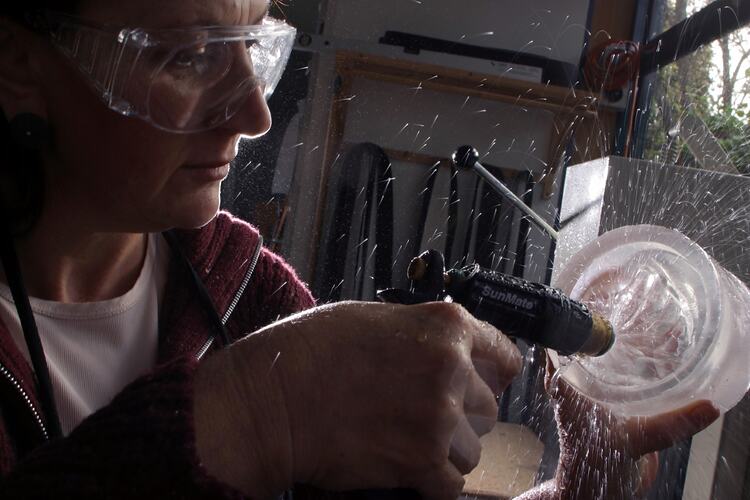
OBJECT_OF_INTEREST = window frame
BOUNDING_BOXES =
[627,0,750,158]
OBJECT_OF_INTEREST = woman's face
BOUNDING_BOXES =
[23,0,273,232]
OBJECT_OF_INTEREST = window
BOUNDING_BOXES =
[635,0,750,174]
[650,0,715,36]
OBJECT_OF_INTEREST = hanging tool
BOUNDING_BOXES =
[452,145,560,241]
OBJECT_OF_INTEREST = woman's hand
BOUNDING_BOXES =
[194,301,522,500]
[545,355,719,499]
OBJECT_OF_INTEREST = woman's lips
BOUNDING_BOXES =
[181,162,231,182]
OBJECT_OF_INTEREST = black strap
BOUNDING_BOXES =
[317,147,360,301]
[0,229,63,440]
[511,172,535,278]
[416,163,440,250]
[0,226,228,445]
[318,143,393,301]
[373,160,394,293]
[416,161,459,267]
[440,163,458,268]
[460,173,483,267]
[473,166,509,270]
[356,148,394,297]
[353,165,373,300]
[162,231,231,348]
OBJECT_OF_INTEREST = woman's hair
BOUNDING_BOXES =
[2,0,81,22]
[0,0,81,236]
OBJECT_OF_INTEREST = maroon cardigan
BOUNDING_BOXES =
[0,212,316,498]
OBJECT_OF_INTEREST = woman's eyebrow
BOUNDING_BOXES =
[189,3,270,27]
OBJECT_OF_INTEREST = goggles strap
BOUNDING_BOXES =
[0,225,64,440]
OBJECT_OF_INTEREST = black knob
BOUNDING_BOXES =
[451,145,480,171]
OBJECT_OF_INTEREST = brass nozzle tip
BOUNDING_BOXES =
[579,313,616,357]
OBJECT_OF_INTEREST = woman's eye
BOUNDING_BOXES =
[171,46,208,68]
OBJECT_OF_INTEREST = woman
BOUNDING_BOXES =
[0,0,719,498]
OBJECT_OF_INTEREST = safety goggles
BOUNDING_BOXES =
[36,11,296,133]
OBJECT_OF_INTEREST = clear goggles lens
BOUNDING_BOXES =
[44,13,296,133]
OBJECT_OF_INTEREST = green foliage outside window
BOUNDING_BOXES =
[641,0,750,175]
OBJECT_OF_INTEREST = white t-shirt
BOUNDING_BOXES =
[0,233,170,435]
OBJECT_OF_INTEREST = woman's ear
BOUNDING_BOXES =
[0,19,48,120]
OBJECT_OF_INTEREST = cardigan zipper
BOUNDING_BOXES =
[196,236,264,360]
[0,362,49,441]
[0,235,265,440]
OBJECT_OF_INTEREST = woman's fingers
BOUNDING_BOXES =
[635,452,660,496]
[414,462,466,500]
[231,301,524,494]
[543,351,558,394]
[448,414,482,474]
[543,352,582,409]
[469,319,523,386]
[463,368,498,437]
[545,351,720,458]
[622,399,719,456]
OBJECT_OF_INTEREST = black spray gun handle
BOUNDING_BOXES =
[377,250,615,357]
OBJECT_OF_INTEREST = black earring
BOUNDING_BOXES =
[9,113,50,152]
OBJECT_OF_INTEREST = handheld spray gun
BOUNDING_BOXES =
[377,248,615,356]
[377,146,616,357]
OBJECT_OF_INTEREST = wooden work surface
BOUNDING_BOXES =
[462,422,545,500]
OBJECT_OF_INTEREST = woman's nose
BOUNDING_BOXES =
[225,85,273,138]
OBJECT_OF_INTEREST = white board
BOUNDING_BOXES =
[327,0,591,66]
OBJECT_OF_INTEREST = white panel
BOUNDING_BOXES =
[327,0,590,66]
[342,78,555,173]
[683,417,724,500]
